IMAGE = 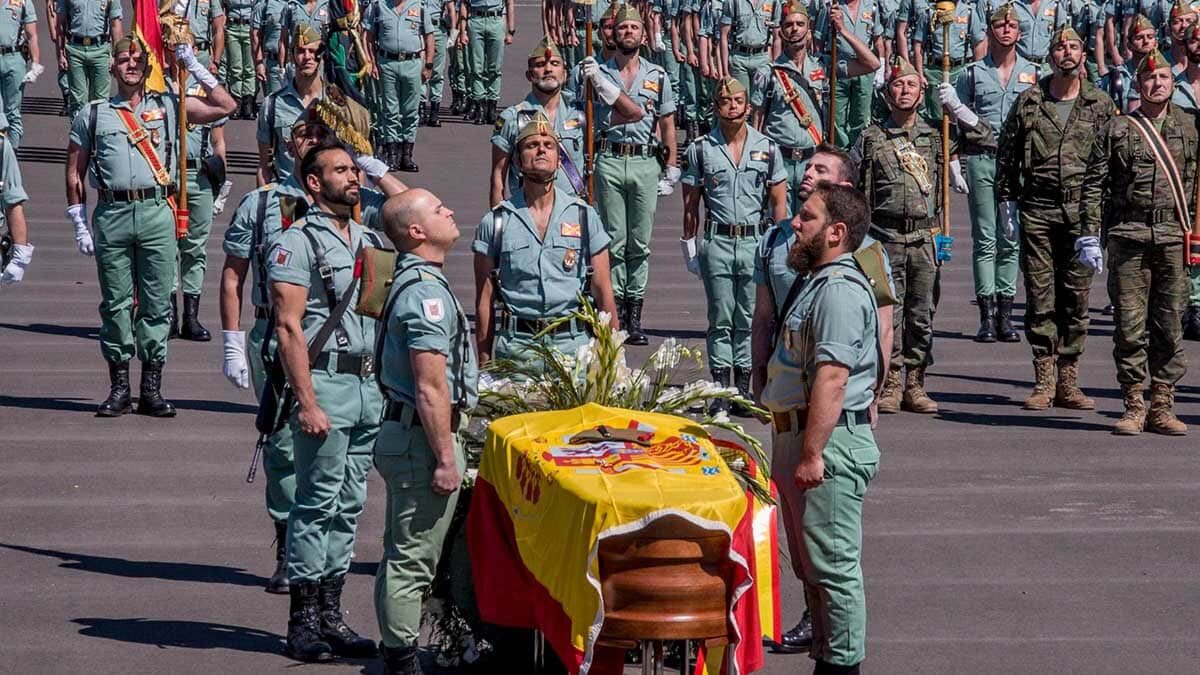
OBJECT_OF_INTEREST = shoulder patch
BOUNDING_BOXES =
[422,297,445,322]
[270,244,293,266]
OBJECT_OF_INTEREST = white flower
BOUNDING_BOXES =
[711,410,730,425]
[598,311,612,327]
[729,457,746,472]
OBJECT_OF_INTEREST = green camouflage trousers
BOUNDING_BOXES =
[1106,235,1189,386]
[882,234,937,371]
[1019,208,1093,359]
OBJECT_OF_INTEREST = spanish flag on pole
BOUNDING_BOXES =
[133,0,172,93]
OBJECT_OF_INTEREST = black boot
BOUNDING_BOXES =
[449,90,464,115]
[707,368,731,416]
[625,298,649,346]
[136,360,177,417]
[266,520,289,595]
[180,293,212,341]
[381,644,423,675]
[469,99,483,124]
[730,367,754,418]
[386,142,402,171]
[318,574,379,658]
[398,142,419,173]
[995,294,1021,342]
[286,581,335,663]
[616,297,628,330]
[249,96,260,120]
[974,294,996,343]
[229,96,242,119]
[813,660,861,675]
[168,293,179,339]
[488,100,500,124]
[419,100,428,126]
[427,101,442,127]
[1184,305,1200,341]
[773,610,813,653]
[96,360,132,417]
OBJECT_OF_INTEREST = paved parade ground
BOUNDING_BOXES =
[3,6,1200,674]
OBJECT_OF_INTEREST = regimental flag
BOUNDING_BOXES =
[134,0,172,93]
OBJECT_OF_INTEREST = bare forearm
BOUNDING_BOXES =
[414,379,456,464]
[220,259,248,331]
[801,368,847,462]
[6,204,27,245]
[276,321,317,408]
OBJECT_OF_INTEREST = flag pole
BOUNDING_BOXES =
[580,0,596,204]
[176,58,189,240]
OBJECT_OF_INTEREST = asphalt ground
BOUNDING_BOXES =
[2,6,1199,675]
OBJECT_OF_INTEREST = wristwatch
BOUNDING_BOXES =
[424,61,434,68]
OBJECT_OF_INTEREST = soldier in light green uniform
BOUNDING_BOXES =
[463,0,514,124]
[55,0,122,117]
[224,0,257,118]
[720,0,774,88]
[592,4,678,344]
[760,182,880,673]
[651,0,682,108]
[279,0,332,61]
[365,0,435,173]
[253,0,291,95]
[910,0,973,122]
[372,188,479,675]
[65,36,234,418]
[752,0,880,214]
[268,143,385,664]
[422,0,451,126]
[943,3,1037,342]
[1081,49,1191,436]
[473,112,619,372]
[678,0,708,140]
[814,0,884,147]
[970,0,1064,67]
[564,0,609,70]
[257,25,326,185]
[186,0,225,69]
[1171,24,1200,338]
[0,114,32,286]
[682,77,789,414]
[0,0,41,148]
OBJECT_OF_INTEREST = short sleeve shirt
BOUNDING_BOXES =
[187,0,225,43]
[69,93,179,190]
[256,82,309,180]
[0,0,36,49]
[594,57,676,144]
[721,0,774,48]
[751,54,847,150]
[955,53,1039,138]
[814,0,884,53]
[492,96,587,199]
[254,0,292,56]
[56,0,120,39]
[365,0,435,54]
[681,125,787,225]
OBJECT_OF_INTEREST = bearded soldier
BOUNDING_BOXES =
[1081,49,1191,436]
[996,25,1115,411]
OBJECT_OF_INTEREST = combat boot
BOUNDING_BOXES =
[136,360,177,417]
[180,293,212,341]
[901,368,938,414]
[248,96,259,120]
[730,367,753,418]
[708,368,731,416]
[772,610,812,653]
[995,294,1021,342]
[286,581,334,662]
[266,520,289,595]
[1054,358,1095,410]
[1023,356,1056,410]
[96,360,132,417]
[1184,305,1200,341]
[385,142,402,172]
[449,90,464,115]
[418,100,428,126]
[381,644,423,675]
[1146,382,1188,435]
[398,142,419,173]
[876,369,902,414]
[974,294,996,343]
[1113,383,1146,435]
[427,101,442,127]
[469,99,482,124]
[625,298,649,346]
[318,574,378,657]
[168,293,180,339]
[488,100,501,124]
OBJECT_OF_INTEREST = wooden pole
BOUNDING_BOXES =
[584,3,596,204]
[938,2,952,239]
[175,59,189,240]
[826,26,837,144]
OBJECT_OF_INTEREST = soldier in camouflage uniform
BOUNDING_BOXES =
[1080,49,1191,436]
[1171,24,1200,339]
[996,25,1114,412]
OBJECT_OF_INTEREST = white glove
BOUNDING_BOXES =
[354,153,390,182]
[652,30,667,53]
[222,330,250,389]
[680,237,700,277]
[873,66,885,90]
[175,44,218,89]
[212,179,233,215]
[582,56,621,105]
[937,82,980,128]
[21,63,43,85]
[949,158,969,194]
[172,0,187,15]
[68,204,94,256]
[999,201,1019,241]
[1,242,33,285]
[664,165,682,185]
[1075,235,1104,273]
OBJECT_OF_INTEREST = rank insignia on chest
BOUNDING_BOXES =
[407,7,420,15]
[564,116,580,129]
[798,113,813,126]
[810,68,825,81]
[141,108,165,122]
[563,248,578,271]
[860,10,872,19]
[422,297,445,321]
[272,245,293,266]
[642,79,660,93]
[750,150,768,161]
[150,128,162,146]
[955,14,968,23]
[561,221,582,237]
[1018,71,1037,84]
[763,2,773,11]
[8,0,23,8]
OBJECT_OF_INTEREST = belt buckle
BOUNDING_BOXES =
[83,37,93,46]
[360,354,374,377]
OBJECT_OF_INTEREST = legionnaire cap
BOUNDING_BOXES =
[886,56,920,84]
[713,76,747,100]
[1171,0,1195,19]
[1051,24,1083,47]
[529,36,563,63]
[1132,13,1156,35]
[112,33,148,57]
[295,24,323,50]
[515,111,560,146]
[989,2,1019,25]
[781,0,809,18]
[603,2,621,23]
[1136,48,1171,78]
[614,3,644,26]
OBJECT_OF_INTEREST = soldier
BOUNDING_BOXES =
[1171,24,1200,338]
[996,24,1115,410]
[678,0,709,140]
[45,0,68,113]
[55,0,122,117]
[372,188,479,675]
[267,143,386,663]
[422,0,454,127]
[1099,12,1156,110]
[65,36,234,417]
[224,0,257,119]
[1081,49,1191,435]
[185,0,226,70]
[1166,0,1194,67]
[462,0,515,124]
[718,0,775,88]
[252,0,291,96]
[473,112,620,371]
[760,182,881,675]
[940,2,1038,342]
[910,0,974,123]
[751,1,880,215]
[591,4,679,345]
[813,0,885,148]
[364,0,435,172]
[0,117,31,286]
[279,0,332,67]
[565,0,610,70]
[448,0,469,114]
[258,25,327,186]
[681,77,789,415]
[0,0,42,148]
[220,117,405,594]
[651,0,683,114]
[970,0,1062,67]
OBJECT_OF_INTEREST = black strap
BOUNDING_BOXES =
[762,226,784,321]
[301,226,355,351]
[200,126,211,160]
[251,190,271,318]
[580,201,593,296]
[266,94,278,177]
[761,139,776,224]
[88,103,106,191]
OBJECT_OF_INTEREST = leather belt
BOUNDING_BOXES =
[194,40,211,50]
[0,46,20,55]
[781,146,816,162]
[69,35,109,46]
[384,400,463,433]
[254,306,269,320]
[772,408,868,433]
[706,222,763,237]
[928,56,968,69]
[470,8,505,17]
[600,140,657,157]
[227,17,253,25]
[1121,208,1178,225]
[379,48,423,61]
[733,44,768,55]
[502,314,583,336]
[874,214,935,234]
[311,351,375,377]
[97,185,176,203]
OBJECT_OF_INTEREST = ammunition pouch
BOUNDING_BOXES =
[203,155,227,191]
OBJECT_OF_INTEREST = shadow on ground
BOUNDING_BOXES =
[0,543,269,588]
